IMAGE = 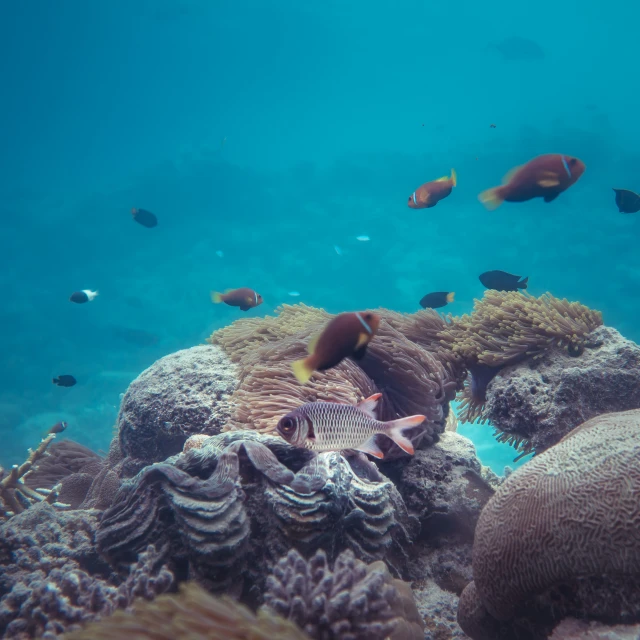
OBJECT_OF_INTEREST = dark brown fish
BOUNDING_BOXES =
[613,189,640,214]
[131,207,158,228]
[408,169,457,209]
[292,311,381,384]
[53,375,76,387]
[211,288,263,311]
[69,290,98,303]
[49,421,68,434]
[479,270,528,291]
[479,154,585,210]
[419,291,455,309]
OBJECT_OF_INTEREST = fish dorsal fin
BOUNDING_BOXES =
[357,393,382,419]
[502,166,522,185]
[355,332,369,349]
[307,334,320,355]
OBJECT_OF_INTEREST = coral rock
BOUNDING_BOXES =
[457,410,640,640]
[484,326,640,455]
[117,345,238,464]
[263,548,424,640]
[550,618,640,640]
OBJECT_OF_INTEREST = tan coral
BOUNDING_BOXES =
[183,434,211,453]
[62,581,311,640]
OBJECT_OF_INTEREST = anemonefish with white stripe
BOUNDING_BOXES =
[291,311,381,384]
[408,169,457,209]
[211,287,263,311]
[479,154,585,210]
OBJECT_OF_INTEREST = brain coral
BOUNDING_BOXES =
[457,409,640,640]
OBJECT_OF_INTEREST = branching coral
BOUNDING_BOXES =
[63,581,311,640]
[0,434,70,519]
[263,548,424,640]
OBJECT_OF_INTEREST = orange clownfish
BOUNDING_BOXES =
[408,169,457,209]
[211,288,263,311]
[478,154,585,211]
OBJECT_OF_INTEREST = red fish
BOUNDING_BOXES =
[211,288,263,311]
[479,154,585,211]
[408,169,457,209]
[292,311,381,384]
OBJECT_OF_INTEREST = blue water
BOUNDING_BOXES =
[1,1,638,474]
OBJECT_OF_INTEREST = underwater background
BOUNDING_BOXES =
[1,0,638,473]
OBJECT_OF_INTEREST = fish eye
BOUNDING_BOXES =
[280,417,295,432]
[569,158,577,166]
[567,342,584,357]
[364,313,372,320]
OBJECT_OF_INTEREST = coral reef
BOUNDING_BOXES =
[0,503,173,638]
[209,304,454,458]
[457,409,640,640]
[0,434,69,519]
[117,345,238,465]
[483,326,640,455]
[263,548,424,640]
[63,581,311,640]
[96,430,416,599]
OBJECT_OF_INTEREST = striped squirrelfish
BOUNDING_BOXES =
[478,154,585,210]
[408,169,457,209]
[276,393,426,459]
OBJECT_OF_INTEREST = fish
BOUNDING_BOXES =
[69,290,98,303]
[276,393,426,458]
[48,421,68,434]
[613,188,640,214]
[479,270,528,291]
[131,207,158,228]
[292,311,381,384]
[215,250,224,258]
[109,325,160,347]
[488,36,545,61]
[478,154,585,210]
[288,291,301,297]
[419,291,455,309]
[334,245,343,255]
[211,288,263,311]
[489,123,497,128]
[408,169,457,209]
[53,375,76,387]
[356,235,370,242]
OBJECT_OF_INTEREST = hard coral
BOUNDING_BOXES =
[0,503,172,638]
[443,291,602,423]
[483,325,640,455]
[117,345,238,465]
[263,548,424,640]
[62,581,311,640]
[457,410,640,640]
[0,434,69,519]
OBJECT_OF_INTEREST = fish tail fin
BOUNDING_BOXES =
[519,276,529,290]
[291,358,314,384]
[211,291,223,304]
[450,168,457,187]
[385,415,425,455]
[478,186,504,211]
[446,292,455,303]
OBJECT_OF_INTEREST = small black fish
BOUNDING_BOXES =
[419,291,455,309]
[49,421,68,434]
[70,290,98,303]
[53,375,76,387]
[613,189,640,214]
[479,270,528,292]
[132,207,158,228]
